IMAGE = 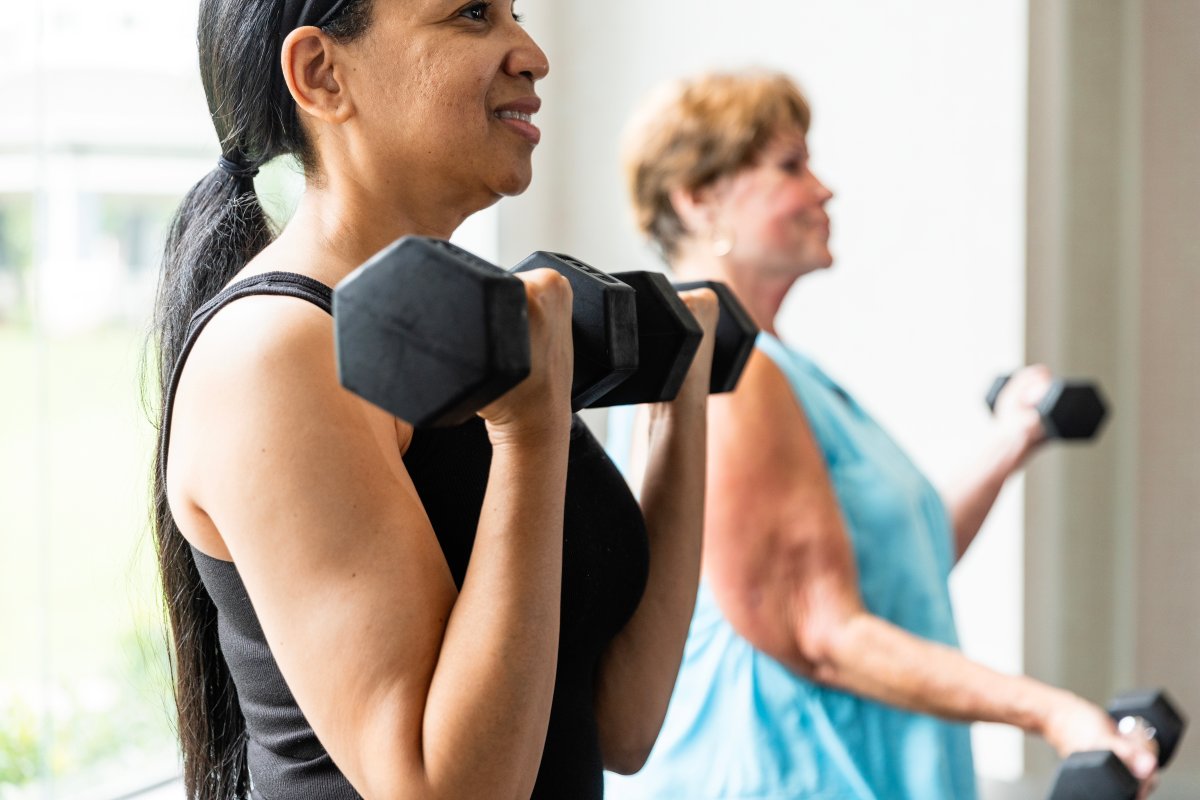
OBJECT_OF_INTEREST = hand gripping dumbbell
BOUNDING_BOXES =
[582,272,760,407]
[506,266,739,410]
[333,237,639,426]
[1048,689,1187,800]
[985,373,1108,440]
[673,280,758,394]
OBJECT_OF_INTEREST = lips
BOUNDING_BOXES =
[493,96,542,145]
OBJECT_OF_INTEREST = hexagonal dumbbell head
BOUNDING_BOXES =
[985,374,1108,440]
[1107,688,1187,768]
[1041,381,1108,439]
[512,252,639,409]
[587,271,703,407]
[673,279,758,394]
[1048,751,1140,800]
[334,236,530,428]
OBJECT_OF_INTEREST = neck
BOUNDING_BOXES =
[670,250,795,337]
[272,167,493,286]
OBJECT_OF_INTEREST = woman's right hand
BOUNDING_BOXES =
[479,268,575,443]
[992,364,1054,458]
[1043,691,1160,796]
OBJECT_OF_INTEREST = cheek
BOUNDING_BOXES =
[767,193,820,240]
[753,198,803,244]
[382,49,489,143]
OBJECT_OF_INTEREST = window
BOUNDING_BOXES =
[1,2,206,797]
[0,3,500,797]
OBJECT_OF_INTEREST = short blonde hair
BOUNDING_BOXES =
[621,70,812,258]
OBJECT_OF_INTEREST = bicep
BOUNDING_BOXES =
[702,351,864,672]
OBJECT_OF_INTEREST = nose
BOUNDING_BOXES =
[505,25,550,83]
[812,172,834,204]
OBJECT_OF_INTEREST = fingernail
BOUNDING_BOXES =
[1136,753,1156,777]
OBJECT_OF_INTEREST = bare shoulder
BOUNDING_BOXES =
[710,346,816,478]
[169,291,345,479]
[166,289,414,558]
[186,289,337,388]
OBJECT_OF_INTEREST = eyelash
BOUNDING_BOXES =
[459,1,525,24]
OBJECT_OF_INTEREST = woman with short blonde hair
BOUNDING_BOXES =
[606,69,1157,800]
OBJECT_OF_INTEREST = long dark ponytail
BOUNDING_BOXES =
[150,0,372,796]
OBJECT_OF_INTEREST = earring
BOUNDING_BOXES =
[711,227,735,258]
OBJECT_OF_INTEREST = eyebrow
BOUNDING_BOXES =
[774,144,808,161]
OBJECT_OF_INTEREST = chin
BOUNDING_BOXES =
[491,161,534,198]
[811,244,834,271]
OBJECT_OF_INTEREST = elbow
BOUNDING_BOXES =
[794,608,862,688]
[604,742,654,776]
[600,719,662,775]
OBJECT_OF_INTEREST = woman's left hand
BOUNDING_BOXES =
[671,287,720,406]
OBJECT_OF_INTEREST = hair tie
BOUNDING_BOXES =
[217,153,260,180]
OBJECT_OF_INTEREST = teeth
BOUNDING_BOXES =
[496,110,533,123]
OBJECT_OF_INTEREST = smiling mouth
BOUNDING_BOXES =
[495,110,534,124]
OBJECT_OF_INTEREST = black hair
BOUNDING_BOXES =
[148,0,372,796]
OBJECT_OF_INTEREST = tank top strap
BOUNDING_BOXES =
[158,271,335,484]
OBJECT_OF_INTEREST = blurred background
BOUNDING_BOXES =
[1,0,1195,798]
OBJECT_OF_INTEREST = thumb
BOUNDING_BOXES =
[1130,750,1158,780]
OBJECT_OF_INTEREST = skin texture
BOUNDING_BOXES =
[166,2,713,797]
[657,123,1159,795]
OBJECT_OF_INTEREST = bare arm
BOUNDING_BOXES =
[702,350,1156,781]
[942,426,1034,560]
[593,289,718,774]
[942,366,1050,559]
[168,270,575,800]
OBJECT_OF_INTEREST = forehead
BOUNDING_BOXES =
[759,126,808,158]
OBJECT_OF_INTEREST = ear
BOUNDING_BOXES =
[281,26,355,124]
[668,183,722,238]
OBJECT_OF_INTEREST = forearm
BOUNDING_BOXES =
[943,425,1032,559]
[421,436,569,798]
[595,395,707,773]
[811,611,1063,734]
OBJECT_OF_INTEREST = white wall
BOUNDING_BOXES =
[501,0,1030,785]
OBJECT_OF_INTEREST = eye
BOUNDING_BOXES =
[459,1,491,22]
[779,159,805,176]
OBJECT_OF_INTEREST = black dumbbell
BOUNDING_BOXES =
[335,237,530,427]
[1048,689,1187,800]
[673,280,758,394]
[334,237,638,426]
[584,274,760,406]
[586,270,703,408]
[511,252,638,409]
[985,374,1108,440]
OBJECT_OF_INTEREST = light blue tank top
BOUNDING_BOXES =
[604,333,976,800]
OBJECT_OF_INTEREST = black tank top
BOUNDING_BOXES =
[163,272,650,799]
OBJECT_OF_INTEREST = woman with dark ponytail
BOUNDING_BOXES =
[151,1,716,798]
